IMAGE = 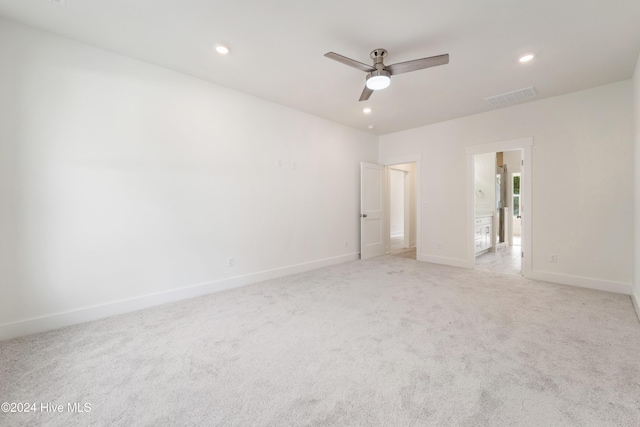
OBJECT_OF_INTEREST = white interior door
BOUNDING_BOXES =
[361,162,385,259]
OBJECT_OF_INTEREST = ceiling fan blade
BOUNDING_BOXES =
[325,52,375,73]
[386,54,449,75]
[359,85,373,101]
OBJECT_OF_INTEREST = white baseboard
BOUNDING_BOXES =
[0,252,359,341]
[417,255,633,297]
[418,254,471,269]
[528,270,632,295]
[632,292,640,323]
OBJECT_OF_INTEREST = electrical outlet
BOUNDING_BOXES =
[276,159,282,168]
[291,161,297,170]
[228,257,235,267]
[549,254,557,263]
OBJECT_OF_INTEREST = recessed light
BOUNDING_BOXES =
[363,107,372,114]
[519,54,534,63]
[368,125,374,129]
[215,45,230,55]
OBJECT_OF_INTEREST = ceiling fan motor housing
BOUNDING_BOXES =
[370,48,388,62]
[366,49,391,90]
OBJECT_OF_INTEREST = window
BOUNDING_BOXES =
[512,173,521,217]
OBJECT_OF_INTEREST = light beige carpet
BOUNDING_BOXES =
[1,256,639,426]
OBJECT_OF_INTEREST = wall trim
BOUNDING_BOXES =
[418,254,471,269]
[529,270,632,295]
[0,252,359,341]
[632,292,640,323]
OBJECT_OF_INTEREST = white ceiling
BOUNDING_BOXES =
[1,0,639,135]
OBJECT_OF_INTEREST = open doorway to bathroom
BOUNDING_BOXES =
[473,150,523,275]
[387,163,416,260]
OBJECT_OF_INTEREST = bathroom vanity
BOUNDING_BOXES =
[475,214,493,255]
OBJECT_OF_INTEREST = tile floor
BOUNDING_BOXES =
[475,236,522,275]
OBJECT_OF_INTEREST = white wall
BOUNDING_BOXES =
[474,153,496,215]
[380,81,634,294]
[0,18,377,339]
[633,53,640,314]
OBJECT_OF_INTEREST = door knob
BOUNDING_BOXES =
[361,214,368,218]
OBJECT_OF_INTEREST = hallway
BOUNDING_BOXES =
[390,235,416,260]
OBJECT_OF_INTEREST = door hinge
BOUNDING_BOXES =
[521,251,524,258]
[521,160,524,166]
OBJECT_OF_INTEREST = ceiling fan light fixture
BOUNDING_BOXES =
[366,70,391,90]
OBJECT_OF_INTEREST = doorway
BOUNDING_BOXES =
[472,150,522,275]
[387,163,416,260]
[465,137,532,277]
[360,157,422,261]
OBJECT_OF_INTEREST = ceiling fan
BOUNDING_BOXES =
[324,48,449,101]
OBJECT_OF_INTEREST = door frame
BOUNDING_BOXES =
[465,137,532,276]
[380,155,422,258]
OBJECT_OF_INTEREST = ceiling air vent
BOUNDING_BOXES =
[484,86,537,107]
